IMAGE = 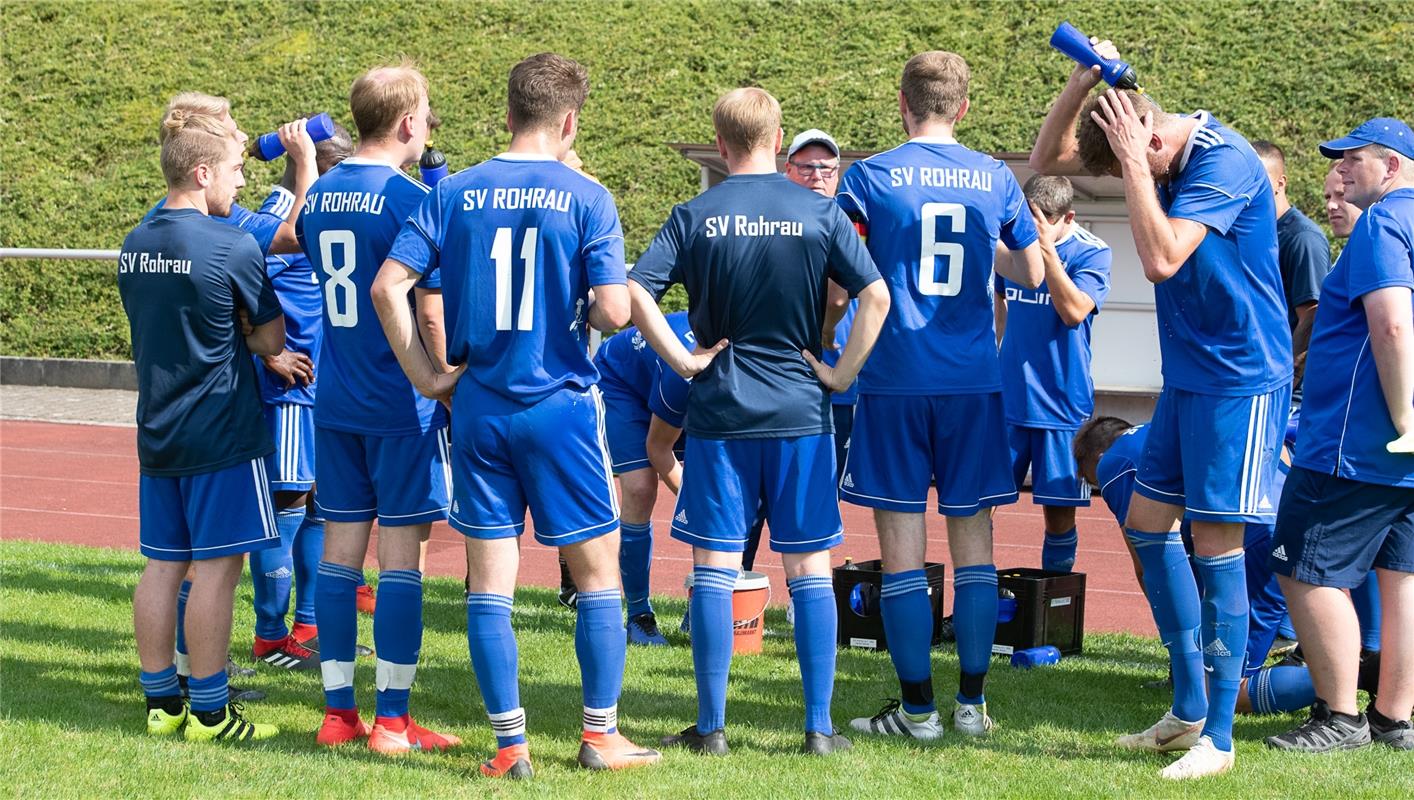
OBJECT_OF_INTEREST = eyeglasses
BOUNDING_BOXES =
[788,160,839,177]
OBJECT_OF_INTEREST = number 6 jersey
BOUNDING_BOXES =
[296,157,444,435]
[837,137,1037,395]
[386,153,627,416]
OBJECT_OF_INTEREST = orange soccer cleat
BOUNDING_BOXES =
[577,730,663,770]
[480,743,534,779]
[316,709,372,747]
[355,584,376,615]
[367,715,461,755]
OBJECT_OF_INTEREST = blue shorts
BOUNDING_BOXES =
[140,457,281,561]
[1008,424,1090,507]
[672,434,842,554]
[1269,466,1414,588]
[264,402,315,493]
[313,426,450,527]
[449,386,619,547]
[841,393,1017,516]
[1134,385,1290,523]
[600,385,652,473]
[1242,522,1287,676]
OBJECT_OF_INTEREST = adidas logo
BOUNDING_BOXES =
[452,500,459,514]
[675,509,689,525]
[264,566,292,579]
[1272,545,1288,562]
[1203,638,1232,658]
[1258,494,1273,510]
[842,474,854,489]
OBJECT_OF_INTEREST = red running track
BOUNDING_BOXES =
[0,419,1154,635]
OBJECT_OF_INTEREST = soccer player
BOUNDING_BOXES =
[1266,119,1414,752]
[837,51,1043,740]
[247,117,355,670]
[121,106,283,742]
[592,311,696,646]
[630,86,889,757]
[1033,49,1292,778]
[995,175,1111,572]
[300,62,455,754]
[375,52,662,777]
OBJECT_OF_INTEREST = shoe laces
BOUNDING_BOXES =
[872,698,903,721]
[284,636,315,659]
[633,614,661,636]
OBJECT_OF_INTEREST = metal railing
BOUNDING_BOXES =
[0,247,120,261]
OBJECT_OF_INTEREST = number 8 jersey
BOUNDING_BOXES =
[387,153,627,416]
[837,137,1037,395]
[297,157,445,435]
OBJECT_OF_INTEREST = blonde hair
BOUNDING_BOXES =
[900,51,970,123]
[160,92,230,142]
[712,87,780,155]
[160,108,238,186]
[349,60,428,141]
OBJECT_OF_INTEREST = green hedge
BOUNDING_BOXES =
[3,0,1410,359]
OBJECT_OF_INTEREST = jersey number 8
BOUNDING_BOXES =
[319,229,358,327]
[920,202,966,297]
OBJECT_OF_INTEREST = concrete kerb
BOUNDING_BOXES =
[0,357,137,391]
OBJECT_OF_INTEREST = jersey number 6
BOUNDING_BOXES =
[319,229,358,328]
[920,202,966,297]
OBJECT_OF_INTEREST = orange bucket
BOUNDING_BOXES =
[684,570,773,655]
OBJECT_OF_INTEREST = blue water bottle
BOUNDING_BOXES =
[997,588,1018,624]
[420,144,449,186]
[1050,22,1141,91]
[251,112,336,161]
[1011,645,1061,669]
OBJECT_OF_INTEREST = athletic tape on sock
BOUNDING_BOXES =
[375,659,417,692]
[321,660,355,692]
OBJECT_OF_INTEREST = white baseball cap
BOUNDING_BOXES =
[787,129,839,159]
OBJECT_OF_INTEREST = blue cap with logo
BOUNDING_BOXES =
[1319,117,1414,160]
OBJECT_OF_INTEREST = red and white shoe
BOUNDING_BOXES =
[577,730,662,770]
[316,709,372,747]
[367,715,461,755]
[252,634,318,670]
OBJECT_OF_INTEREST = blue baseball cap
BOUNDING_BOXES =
[1319,117,1414,160]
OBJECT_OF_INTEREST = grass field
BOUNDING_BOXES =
[1,539,1408,798]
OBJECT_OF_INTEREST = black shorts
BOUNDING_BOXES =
[1268,466,1414,588]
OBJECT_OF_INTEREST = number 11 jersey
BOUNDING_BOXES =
[837,137,1037,395]
[297,157,444,436]
[387,153,627,416]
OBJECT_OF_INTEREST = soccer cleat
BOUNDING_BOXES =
[557,557,578,610]
[627,612,668,646]
[1264,701,1370,752]
[849,699,943,740]
[252,634,319,671]
[577,731,662,770]
[1369,713,1414,750]
[146,702,188,736]
[226,658,257,678]
[367,715,461,755]
[290,622,319,645]
[179,673,264,703]
[295,635,374,659]
[803,729,853,756]
[183,703,278,742]
[1268,636,1298,660]
[660,725,729,755]
[480,743,534,779]
[952,702,994,736]
[356,584,376,615]
[316,709,373,747]
[1116,710,1203,752]
[1160,736,1235,780]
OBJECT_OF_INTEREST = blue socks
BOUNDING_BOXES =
[1248,665,1316,715]
[1352,570,1382,652]
[881,569,935,714]
[1042,527,1079,572]
[1126,529,1207,723]
[373,569,422,719]
[576,588,625,733]
[619,522,654,619]
[1194,552,1248,752]
[175,579,191,676]
[690,566,736,734]
[466,592,525,747]
[293,514,324,627]
[789,574,837,734]
[250,507,303,640]
[315,561,360,710]
[140,664,181,699]
[952,564,998,705]
[187,671,228,714]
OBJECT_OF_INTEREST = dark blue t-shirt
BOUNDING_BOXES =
[118,208,282,476]
[1276,206,1331,332]
[630,173,881,439]
[144,187,292,256]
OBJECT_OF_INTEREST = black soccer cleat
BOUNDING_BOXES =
[1264,700,1370,752]
[660,725,729,756]
[803,729,853,756]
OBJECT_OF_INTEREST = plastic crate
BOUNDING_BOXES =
[992,567,1086,656]
[833,559,947,651]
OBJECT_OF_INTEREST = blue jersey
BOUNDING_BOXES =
[997,226,1112,428]
[1295,187,1414,488]
[297,157,443,436]
[118,209,282,476]
[837,137,1038,396]
[631,172,880,439]
[1156,113,1291,395]
[254,189,322,407]
[1096,424,1147,527]
[595,311,696,428]
[824,299,859,406]
[387,153,625,417]
[144,187,293,255]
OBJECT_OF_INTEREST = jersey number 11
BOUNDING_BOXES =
[492,227,538,331]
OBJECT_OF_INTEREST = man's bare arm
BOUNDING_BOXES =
[628,281,727,378]
[414,287,449,372]
[1364,287,1414,444]
[1029,39,1120,175]
[371,259,461,403]
[587,283,631,332]
[645,416,684,495]
[268,120,318,255]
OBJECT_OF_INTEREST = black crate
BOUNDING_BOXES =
[833,559,947,651]
[992,567,1086,656]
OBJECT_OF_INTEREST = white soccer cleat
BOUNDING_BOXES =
[1116,710,1204,752]
[1159,736,1234,780]
[848,699,943,740]
[952,702,994,736]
